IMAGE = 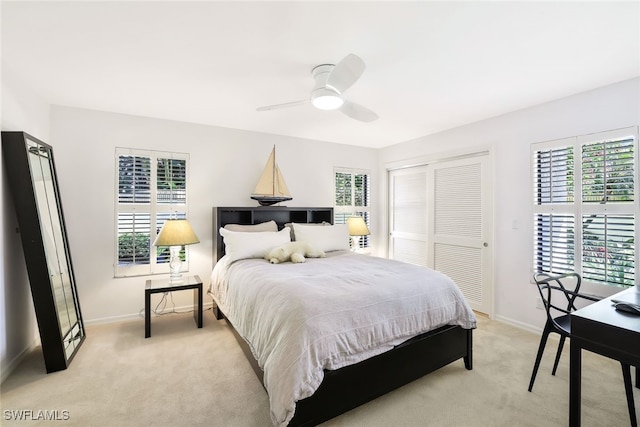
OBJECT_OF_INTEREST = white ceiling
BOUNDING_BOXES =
[2,1,639,149]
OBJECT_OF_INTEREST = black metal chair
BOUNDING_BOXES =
[528,272,637,427]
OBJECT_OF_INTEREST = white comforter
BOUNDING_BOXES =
[209,251,476,426]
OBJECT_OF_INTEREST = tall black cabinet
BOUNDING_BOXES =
[2,131,85,373]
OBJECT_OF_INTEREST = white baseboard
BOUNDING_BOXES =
[1,338,39,384]
[493,314,543,335]
[84,312,141,326]
[84,301,214,326]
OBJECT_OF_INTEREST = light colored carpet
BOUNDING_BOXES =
[1,310,637,426]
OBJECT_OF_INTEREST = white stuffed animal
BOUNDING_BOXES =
[265,242,325,264]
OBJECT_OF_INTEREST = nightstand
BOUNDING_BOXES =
[144,275,203,338]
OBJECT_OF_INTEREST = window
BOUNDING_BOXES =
[334,167,371,249]
[532,127,638,287]
[115,148,190,277]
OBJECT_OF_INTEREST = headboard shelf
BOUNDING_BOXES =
[214,206,333,260]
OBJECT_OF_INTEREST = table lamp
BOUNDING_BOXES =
[347,216,370,251]
[153,219,200,282]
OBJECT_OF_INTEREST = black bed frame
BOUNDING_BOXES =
[213,206,473,426]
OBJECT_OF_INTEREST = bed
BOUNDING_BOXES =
[209,206,476,426]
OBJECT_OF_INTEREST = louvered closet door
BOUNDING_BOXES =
[388,166,428,266]
[428,155,492,314]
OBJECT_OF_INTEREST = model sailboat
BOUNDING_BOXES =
[250,146,293,206]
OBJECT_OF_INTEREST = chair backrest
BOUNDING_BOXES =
[533,272,583,328]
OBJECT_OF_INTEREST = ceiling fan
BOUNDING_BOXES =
[256,54,378,122]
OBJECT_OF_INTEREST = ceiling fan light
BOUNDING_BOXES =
[312,95,344,110]
[311,88,344,110]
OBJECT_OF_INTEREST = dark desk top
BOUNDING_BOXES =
[572,288,640,334]
[572,288,640,362]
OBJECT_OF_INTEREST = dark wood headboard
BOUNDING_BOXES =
[214,206,333,261]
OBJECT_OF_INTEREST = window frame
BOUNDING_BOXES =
[333,167,372,249]
[531,127,639,288]
[114,147,191,278]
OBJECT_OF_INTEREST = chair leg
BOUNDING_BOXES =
[621,363,638,427]
[529,324,552,392]
[552,335,566,376]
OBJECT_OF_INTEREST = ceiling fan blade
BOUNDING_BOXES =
[256,99,309,111]
[326,54,365,94]
[340,101,378,122]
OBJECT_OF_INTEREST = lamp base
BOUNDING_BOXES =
[350,236,361,252]
[169,246,183,283]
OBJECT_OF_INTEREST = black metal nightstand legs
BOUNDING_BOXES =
[145,275,202,338]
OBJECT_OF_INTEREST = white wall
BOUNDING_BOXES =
[49,106,378,323]
[1,64,51,380]
[378,77,640,331]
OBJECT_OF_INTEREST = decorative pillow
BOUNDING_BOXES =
[219,227,290,261]
[285,221,330,241]
[291,223,350,252]
[224,220,277,232]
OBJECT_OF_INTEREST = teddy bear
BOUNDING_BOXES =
[265,242,325,264]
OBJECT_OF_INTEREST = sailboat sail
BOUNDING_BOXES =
[251,146,292,206]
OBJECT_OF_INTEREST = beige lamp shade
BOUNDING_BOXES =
[347,216,370,236]
[153,219,200,247]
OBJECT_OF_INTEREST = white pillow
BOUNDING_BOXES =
[285,221,330,240]
[219,227,290,261]
[292,223,350,252]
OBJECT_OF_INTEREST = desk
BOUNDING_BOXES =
[570,288,640,427]
[145,275,203,338]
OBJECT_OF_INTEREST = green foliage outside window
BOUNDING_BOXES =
[335,172,352,206]
[118,233,184,266]
[117,233,150,265]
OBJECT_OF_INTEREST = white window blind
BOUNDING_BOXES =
[533,214,575,274]
[115,148,190,277]
[532,127,638,287]
[334,167,371,248]
[533,145,574,204]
